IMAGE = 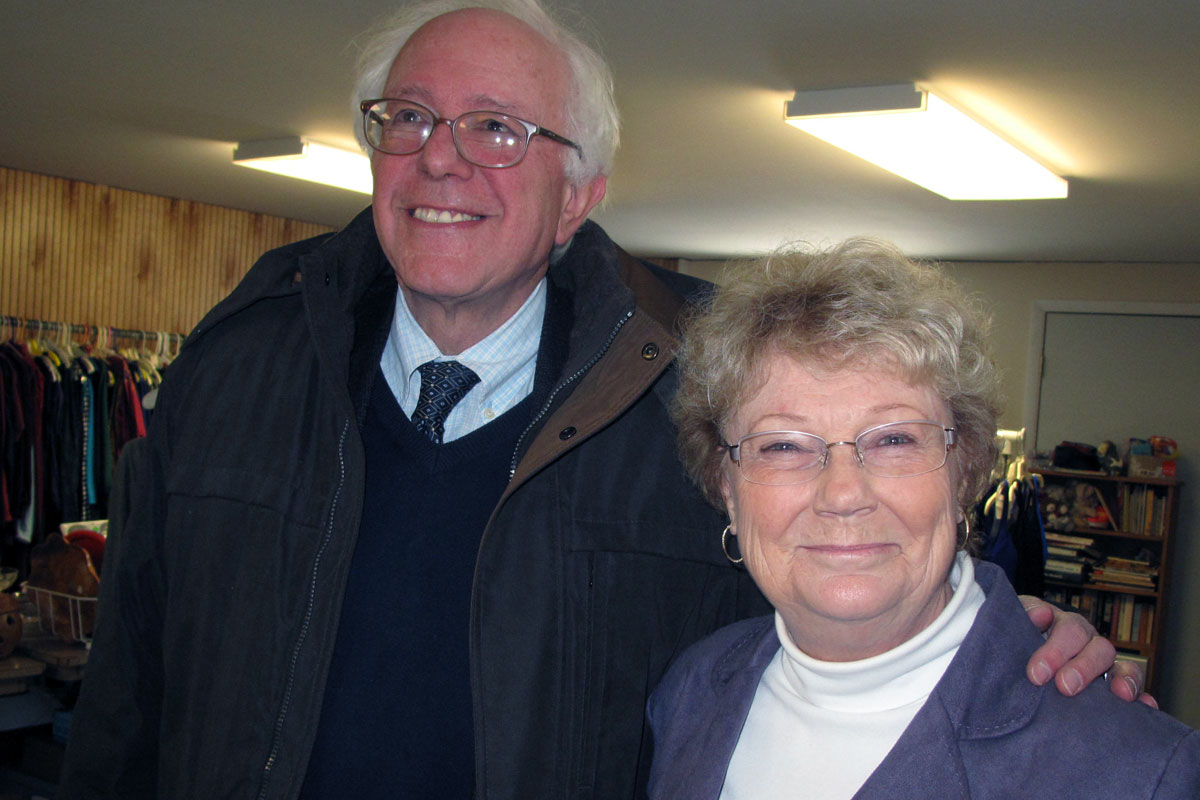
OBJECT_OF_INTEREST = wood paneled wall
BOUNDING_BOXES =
[1,166,334,335]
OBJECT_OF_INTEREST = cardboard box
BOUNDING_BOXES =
[1127,454,1165,478]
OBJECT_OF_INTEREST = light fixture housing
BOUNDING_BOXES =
[233,137,372,195]
[784,84,1068,200]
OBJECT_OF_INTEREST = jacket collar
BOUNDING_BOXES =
[187,211,688,383]
[549,219,691,375]
[922,562,1046,736]
[182,210,695,472]
[853,562,1046,797]
[506,219,694,488]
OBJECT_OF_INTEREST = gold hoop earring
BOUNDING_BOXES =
[721,525,743,565]
[958,511,973,550]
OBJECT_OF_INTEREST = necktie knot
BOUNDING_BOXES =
[412,360,480,444]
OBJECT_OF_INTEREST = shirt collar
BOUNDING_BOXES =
[381,278,546,426]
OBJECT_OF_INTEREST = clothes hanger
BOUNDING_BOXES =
[984,478,1008,520]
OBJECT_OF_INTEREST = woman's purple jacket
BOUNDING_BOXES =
[647,560,1200,799]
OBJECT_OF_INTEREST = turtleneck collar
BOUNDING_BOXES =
[774,551,984,713]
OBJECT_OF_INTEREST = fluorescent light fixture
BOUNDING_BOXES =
[233,137,372,195]
[784,84,1068,200]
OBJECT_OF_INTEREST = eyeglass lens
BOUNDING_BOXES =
[734,421,952,485]
[363,100,530,167]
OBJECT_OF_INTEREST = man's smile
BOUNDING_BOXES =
[411,206,484,223]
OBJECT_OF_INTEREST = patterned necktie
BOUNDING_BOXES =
[412,360,480,444]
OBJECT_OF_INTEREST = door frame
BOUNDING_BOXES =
[1022,300,1200,451]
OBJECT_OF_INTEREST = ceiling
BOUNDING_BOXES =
[4,0,1199,263]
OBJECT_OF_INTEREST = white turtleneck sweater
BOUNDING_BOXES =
[719,552,985,800]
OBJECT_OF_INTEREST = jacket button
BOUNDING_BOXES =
[559,426,577,440]
[641,343,659,360]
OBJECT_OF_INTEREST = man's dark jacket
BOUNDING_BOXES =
[59,210,769,799]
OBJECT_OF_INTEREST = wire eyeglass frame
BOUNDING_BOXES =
[723,419,957,486]
[360,98,583,168]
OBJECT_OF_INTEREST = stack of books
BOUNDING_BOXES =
[1090,556,1158,591]
[1043,532,1101,584]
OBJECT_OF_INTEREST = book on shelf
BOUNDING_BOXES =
[1044,558,1089,583]
[1045,589,1157,644]
[1091,556,1158,590]
[1119,484,1168,537]
[1113,595,1156,643]
[1042,531,1103,585]
[1119,599,1135,641]
[1115,652,1149,672]
[1044,531,1096,548]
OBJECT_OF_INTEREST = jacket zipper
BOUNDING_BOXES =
[257,418,350,799]
[497,310,630,796]
[507,309,634,479]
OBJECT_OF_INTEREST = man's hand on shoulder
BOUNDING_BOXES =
[1020,595,1156,706]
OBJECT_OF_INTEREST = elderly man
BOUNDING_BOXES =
[61,1,1136,798]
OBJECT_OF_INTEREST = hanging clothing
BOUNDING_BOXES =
[0,328,168,577]
[974,477,1046,596]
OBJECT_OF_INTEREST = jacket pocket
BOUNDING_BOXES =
[166,461,331,527]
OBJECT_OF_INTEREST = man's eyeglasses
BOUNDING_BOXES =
[360,98,583,168]
[723,420,956,486]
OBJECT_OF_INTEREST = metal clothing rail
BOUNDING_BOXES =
[0,314,184,353]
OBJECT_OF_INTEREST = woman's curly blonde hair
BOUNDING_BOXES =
[673,237,1003,510]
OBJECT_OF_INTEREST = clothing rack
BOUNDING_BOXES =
[976,427,1045,596]
[2,316,173,556]
[0,315,184,356]
[994,427,1027,482]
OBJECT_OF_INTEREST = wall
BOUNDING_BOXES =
[940,262,1200,430]
[1,166,334,335]
[681,258,1200,431]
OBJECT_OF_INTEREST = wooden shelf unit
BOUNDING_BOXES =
[1031,467,1182,695]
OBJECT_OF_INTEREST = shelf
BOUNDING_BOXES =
[1044,526,1163,543]
[1029,467,1181,488]
[1032,466,1179,696]
[1045,579,1159,599]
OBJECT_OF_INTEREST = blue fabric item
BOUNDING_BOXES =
[82,372,96,506]
[975,478,1045,596]
[982,499,1018,583]
[647,561,1200,798]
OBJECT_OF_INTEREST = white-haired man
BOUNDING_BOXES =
[61,1,1136,797]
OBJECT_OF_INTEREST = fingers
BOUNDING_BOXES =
[1054,632,1116,697]
[1019,595,1149,703]
[1106,658,1154,706]
[1020,595,1056,634]
[1021,599,1110,696]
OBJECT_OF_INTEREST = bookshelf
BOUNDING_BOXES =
[1030,466,1182,695]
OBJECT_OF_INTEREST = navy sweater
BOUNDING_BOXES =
[300,374,536,797]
